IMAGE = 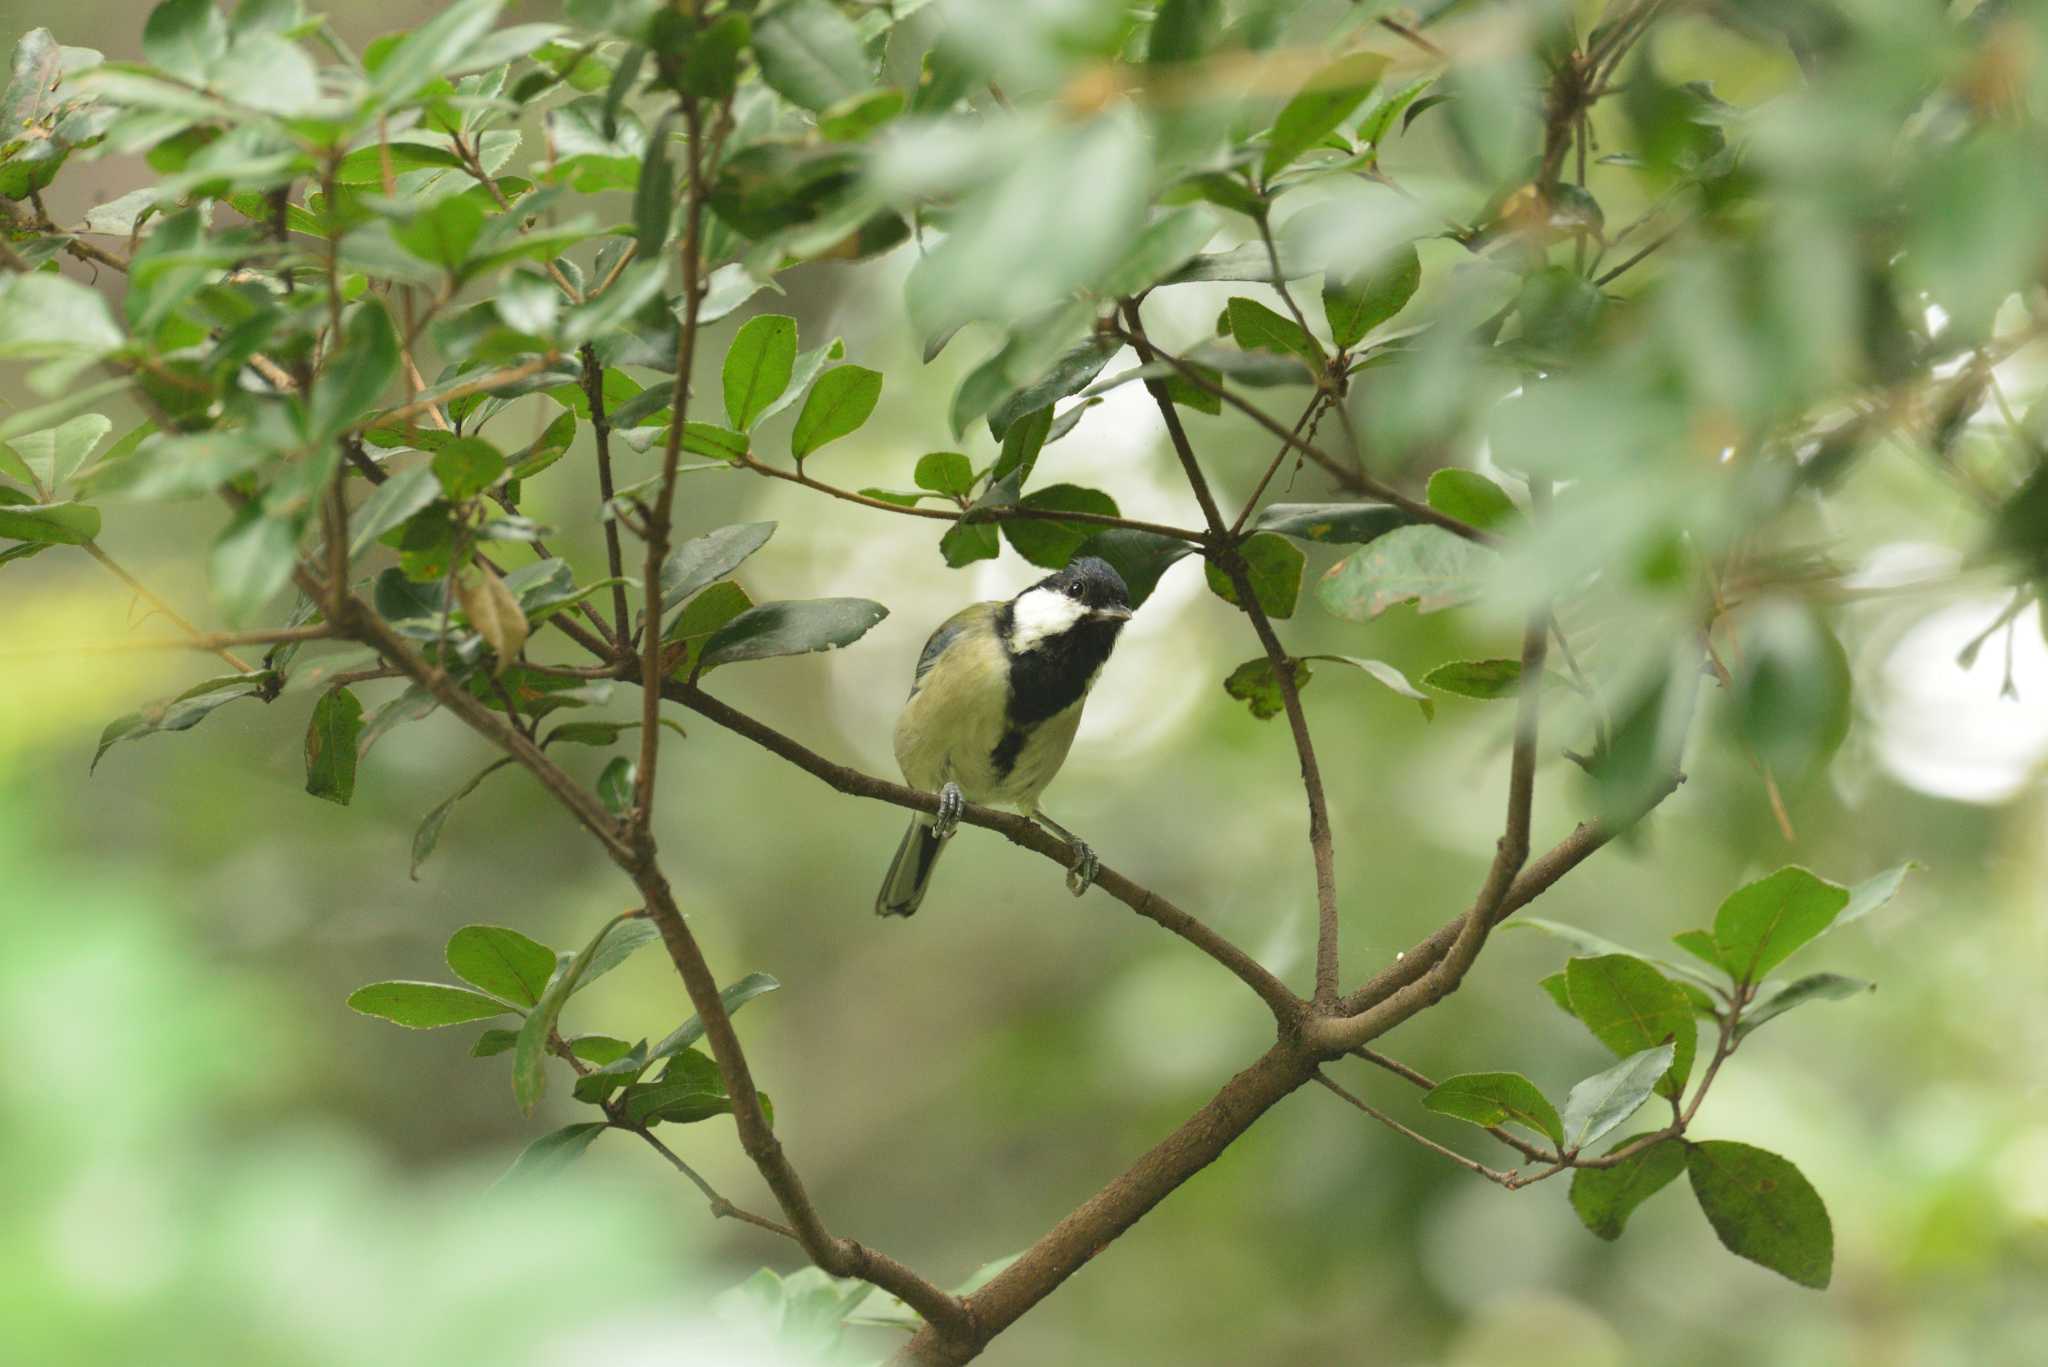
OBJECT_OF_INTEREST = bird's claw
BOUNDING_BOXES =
[1064,841,1098,897]
[932,781,964,841]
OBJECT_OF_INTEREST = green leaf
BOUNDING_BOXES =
[310,299,400,443]
[723,315,798,432]
[347,980,512,1029]
[1222,655,1310,721]
[88,430,268,503]
[753,336,845,427]
[304,686,364,806]
[1671,929,1731,976]
[91,670,274,773]
[751,0,870,112]
[349,466,441,557]
[1309,655,1435,720]
[1074,528,1195,609]
[1096,207,1220,299]
[1570,1134,1687,1240]
[1323,242,1419,348]
[0,499,99,545]
[1206,532,1304,618]
[395,193,488,271]
[576,917,662,991]
[1261,51,1388,181]
[657,521,775,616]
[411,758,514,879]
[472,1028,519,1057]
[1686,1141,1833,1288]
[1002,484,1119,569]
[1566,954,1697,1099]
[571,1041,651,1103]
[818,87,904,142]
[514,913,640,1113]
[1834,862,1915,931]
[1728,602,1852,778]
[1249,502,1406,545]
[1224,296,1324,373]
[990,405,1052,485]
[913,452,974,499]
[1425,469,1520,532]
[431,437,506,501]
[446,925,558,1009]
[1423,659,1523,699]
[366,0,505,110]
[0,270,125,361]
[596,756,635,820]
[503,1122,607,1180]
[986,338,1118,441]
[1538,971,1574,1015]
[1711,867,1850,984]
[1160,243,1313,286]
[699,598,888,669]
[633,114,675,257]
[144,0,229,83]
[1737,973,1874,1039]
[647,971,780,1063]
[1423,1071,1564,1145]
[790,364,882,460]
[1317,526,1492,621]
[664,580,753,676]
[1148,0,1221,64]
[620,1048,733,1125]
[6,414,110,492]
[1559,1043,1674,1152]
[940,519,999,568]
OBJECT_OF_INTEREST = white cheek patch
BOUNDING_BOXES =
[1008,587,1087,653]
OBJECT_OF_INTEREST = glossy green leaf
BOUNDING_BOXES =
[1250,502,1406,546]
[723,314,798,431]
[1711,867,1850,984]
[1570,1134,1687,1240]
[1423,1071,1564,1145]
[1686,1141,1833,1288]
[790,364,882,460]
[1317,526,1491,620]
[347,980,512,1029]
[446,924,557,1009]
[303,686,363,806]
[1566,954,1697,1099]
[1323,242,1419,348]
[1206,532,1304,618]
[699,598,888,669]
[664,580,753,676]
[596,756,634,820]
[1559,1043,1674,1152]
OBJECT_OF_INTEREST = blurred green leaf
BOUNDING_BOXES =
[304,686,363,806]
[1559,1043,1673,1152]
[91,670,275,773]
[311,300,400,443]
[1147,0,1221,64]
[1711,867,1849,984]
[1423,1071,1563,1145]
[503,1122,607,1179]
[412,758,515,879]
[1686,1141,1833,1288]
[790,364,882,460]
[596,756,635,819]
[1565,954,1696,1099]
[1570,1135,1686,1240]
[633,114,675,256]
[1317,526,1490,620]
[366,0,505,110]
[348,466,440,557]
[1727,601,1852,780]
[5,413,109,492]
[1261,51,1387,181]
[446,925,558,1009]
[432,437,506,501]
[1423,659,1521,699]
[751,0,869,111]
[1224,296,1323,373]
[1323,243,1419,349]
[1425,469,1519,532]
[0,499,99,545]
[1833,862,1915,931]
[723,315,798,432]
[1308,654,1435,719]
[699,598,888,668]
[143,0,229,83]
[348,980,513,1029]
[1207,532,1303,618]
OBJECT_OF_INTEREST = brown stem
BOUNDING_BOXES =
[581,342,634,645]
[1313,1070,1517,1186]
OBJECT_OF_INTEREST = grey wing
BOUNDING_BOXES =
[910,604,990,695]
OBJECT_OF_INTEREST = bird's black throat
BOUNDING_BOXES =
[989,604,1124,778]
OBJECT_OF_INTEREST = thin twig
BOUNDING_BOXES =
[79,543,256,672]
[1313,1071,1517,1185]
[582,342,634,646]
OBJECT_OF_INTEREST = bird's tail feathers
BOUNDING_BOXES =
[876,815,947,917]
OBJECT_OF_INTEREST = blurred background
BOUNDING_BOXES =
[4,1,2046,1365]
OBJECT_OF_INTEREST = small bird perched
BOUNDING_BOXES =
[876,555,1134,917]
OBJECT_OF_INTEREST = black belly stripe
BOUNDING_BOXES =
[990,726,1028,780]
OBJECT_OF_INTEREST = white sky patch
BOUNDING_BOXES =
[1871,595,2048,804]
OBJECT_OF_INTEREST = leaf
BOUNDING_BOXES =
[699,598,888,669]
[1559,1043,1674,1152]
[1002,484,1120,569]
[503,1123,607,1180]
[457,571,531,676]
[647,971,781,1063]
[620,1048,734,1125]
[723,314,798,432]
[1074,528,1195,609]
[913,452,974,499]
[985,338,1118,441]
[1728,601,1852,778]
[411,759,515,878]
[0,500,99,545]
[91,671,274,773]
[790,364,882,460]
[1570,1135,1687,1240]
[6,413,110,492]
[658,521,775,617]
[1424,659,1522,700]
[751,0,869,111]
[1737,973,1874,1039]
[753,336,845,427]
[431,437,506,501]
[1311,655,1434,720]
[1159,243,1314,286]
[1538,971,1574,1015]
[347,466,440,557]
[1566,954,1697,1099]
[1317,525,1491,621]
[304,686,364,806]
[366,0,505,109]
[596,756,635,820]
[395,193,488,271]
[446,925,558,1009]
[309,299,400,443]
[633,113,675,257]
[1671,929,1731,976]
[0,271,125,360]
[1148,0,1221,64]
[1711,867,1850,984]
[1423,1071,1564,1145]
[1833,862,1915,931]
[1323,242,1420,349]
[514,914,640,1114]
[1262,51,1388,181]
[1425,469,1520,532]
[1096,207,1219,299]
[1223,655,1311,721]
[572,1042,651,1103]
[991,405,1052,485]
[577,917,662,990]
[347,980,512,1029]
[1224,296,1324,374]
[664,580,753,676]
[1686,1141,1833,1288]
[1250,502,1406,546]
[143,0,229,83]
[1206,532,1304,618]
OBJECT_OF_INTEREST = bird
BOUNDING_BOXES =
[876,555,1134,917]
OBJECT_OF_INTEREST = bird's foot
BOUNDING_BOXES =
[1064,841,1099,897]
[932,781,965,841]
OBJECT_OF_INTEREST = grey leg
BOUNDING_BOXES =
[932,780,965,840]
[1032,810,1098,897]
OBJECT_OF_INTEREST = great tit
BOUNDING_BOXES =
[876,555,1134,917]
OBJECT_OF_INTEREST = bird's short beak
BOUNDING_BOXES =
[1096,604,1134,620]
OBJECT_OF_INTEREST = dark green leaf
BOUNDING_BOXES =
[503,1122,607,1179]
[991,405,1052,485]
[986,338,1118,442]
[1423,659,1523,699]
[1559,1043,1674,1151]
[1148,0,1221,64]
[446,925,557,1009]
[431,437,506,501]
[647,971,780,1063]
[1571,1135,1686,1240]
[790,364,882,460]
[1711,867,1850,984]
[1423,1071,1564,1145]
[1222,655,1311,721]
[1316,526,1491,620]
[940,519,999,568]
[751,0,870,112]
[1738,973,1874,1039]
[664,580,753,676]
[348,466,440,557]
[1425,469,1519,532]
[633,113,675,256]
[1224,296,1324,373]
[914,452,974,499]
[699,598,888,669]
[1728,602,1853,779]
[1206,532,1304,618]
[310,299,400,443]
[514,913,640,1113]
[818,87,904,142]
[1262,51,1388,181]
[1566,954,1697,1099]
[304,687,364,806]
[347,980,512,1029]
[1002,484,1119,569]
[1323,242,1420,349]
[1686,1141,1833,1288]
[596,756,635,819]
[1159,243,1314,286]
[0,499,99,545]
[91,670,274,773]
[1074,528,1196,608]
[658,521,775,616]
[723,315,798,432]
[1249,502,1406,545]
[1096,207,1220,298]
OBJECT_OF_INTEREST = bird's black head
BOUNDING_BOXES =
[1027,556,1132,617]
[997,556,1133,724]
